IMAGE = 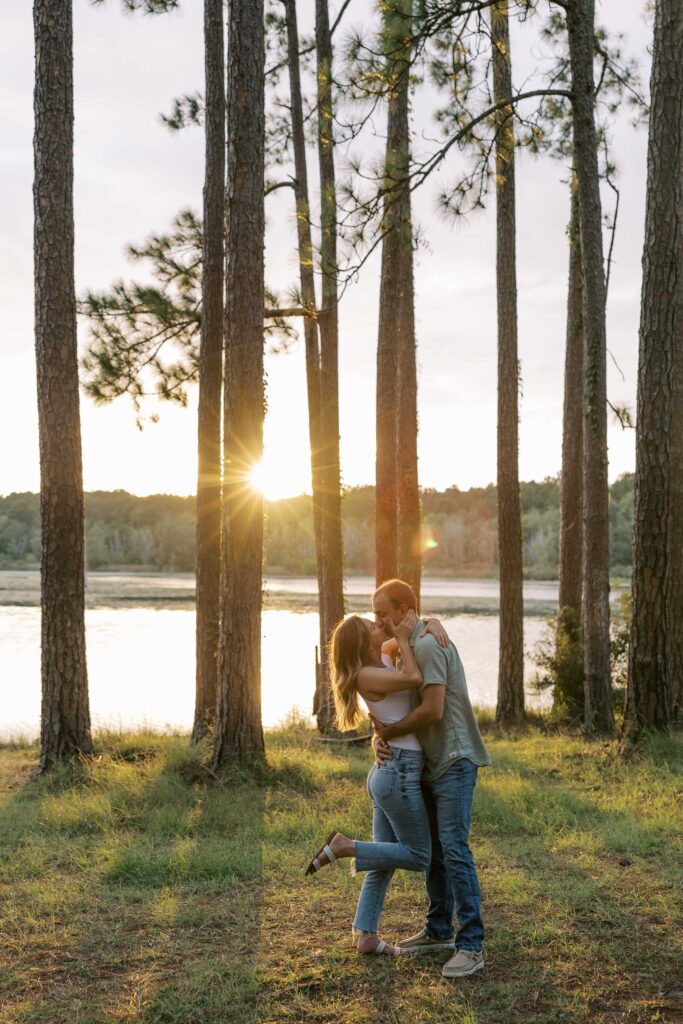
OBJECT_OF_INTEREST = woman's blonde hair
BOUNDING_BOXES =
[329,615,372,731]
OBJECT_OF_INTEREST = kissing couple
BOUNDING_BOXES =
[305,578,491,980]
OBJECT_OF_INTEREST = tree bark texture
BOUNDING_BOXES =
[34,0,92,771]
[393,3,421,603]
[314,0,345,731]
[213,0,266,767]
[375,227,400,586]
[625,0,682,736]
[376,0,421,600]
[193,0,225,742]
[669,248,683,724]
[558,171,585,623]
[285,0,343,729]
[566,0,614,735]
[492,2,524,725]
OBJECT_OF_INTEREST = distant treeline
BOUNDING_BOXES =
[0,476,634,579]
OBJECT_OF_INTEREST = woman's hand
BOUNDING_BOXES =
[393,608,418,641]
[420,616,450,648]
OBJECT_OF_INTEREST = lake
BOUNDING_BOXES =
[0,572,558,739]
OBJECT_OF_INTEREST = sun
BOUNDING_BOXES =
[249,458,308,502]
[249,461,269,496]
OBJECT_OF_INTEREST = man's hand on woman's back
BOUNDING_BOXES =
[420,618,450,647]
[372,732,392,766]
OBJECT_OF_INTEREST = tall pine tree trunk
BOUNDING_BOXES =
[566,0,613,735]
[558,171,584,622]
[376,0,420,598]
[396,241,421,601]
[193,0,224,742]
[285,0,336,724]
[492,1,524,725]
[314,0,345,732]
[625,0,682,737]
[213,0,266,768]
[34,0,92,771]
[664,3,683,729]
[669,284,683,724]
[556,168,585,714]
[375,226,400,585]
[394,1,421,603]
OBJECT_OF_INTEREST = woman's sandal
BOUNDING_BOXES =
[304,831,339,876]
[361,939,407,956]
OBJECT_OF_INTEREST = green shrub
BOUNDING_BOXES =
[532,606,584,720]
[532,593,632,721]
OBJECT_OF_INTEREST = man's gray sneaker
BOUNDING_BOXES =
[441,948,485,978]
[396,929,456,953]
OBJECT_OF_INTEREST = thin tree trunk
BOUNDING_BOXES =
[34,0,92,771]
[375,239,399,586]
[669,272,683,723]
[492,1,524,725]
[566,0,614,735]
[286,0,344,733]
[668,285,683,724]
[393,2,421,603]
[625,0,682,737]
[213,0,266,768]
[375,16,401,588]
[314,0,345,732]
[282,0,327,720]
[558,171,584,622]
[193,0,224,743]
[376,0,420,597]
[555,168,585,714]
[396,246,421,602]
[664,0,683,730]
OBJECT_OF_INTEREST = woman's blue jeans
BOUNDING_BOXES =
[352,747,431,934]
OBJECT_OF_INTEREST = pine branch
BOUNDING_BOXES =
[265,179,297,195]
[265,306,317,319]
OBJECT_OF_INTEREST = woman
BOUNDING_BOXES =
[305,610,442,956]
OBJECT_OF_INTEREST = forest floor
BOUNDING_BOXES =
[0,721,681,1024]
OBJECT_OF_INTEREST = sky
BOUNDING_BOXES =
[0,0,652,500]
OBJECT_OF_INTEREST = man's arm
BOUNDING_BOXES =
[371,636,448,752]
[370,684,445,740]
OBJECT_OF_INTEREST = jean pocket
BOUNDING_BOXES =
[369,764,395,801]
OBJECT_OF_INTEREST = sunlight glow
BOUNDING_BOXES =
[250,459,305,502]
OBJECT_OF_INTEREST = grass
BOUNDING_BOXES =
[0,722,681,1024]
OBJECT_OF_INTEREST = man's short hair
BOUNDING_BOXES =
[374,578,418,611]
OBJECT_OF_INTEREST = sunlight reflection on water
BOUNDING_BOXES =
[0,605,550,740]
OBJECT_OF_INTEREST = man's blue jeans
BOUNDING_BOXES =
[422,757,484,952]
[353,747,431,934]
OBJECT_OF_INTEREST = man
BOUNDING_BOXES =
[370,578,491,979]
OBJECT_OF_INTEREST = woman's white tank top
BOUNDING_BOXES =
[362,654,422,751]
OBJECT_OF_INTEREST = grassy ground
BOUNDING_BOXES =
[0,722,681,1024]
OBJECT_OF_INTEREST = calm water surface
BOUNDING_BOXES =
[1,574,553,739]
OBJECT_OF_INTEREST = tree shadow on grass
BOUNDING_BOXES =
[467,750,682,1022]
[0,740,267,1024]
[5,735,678,1024]
[272,741,683,1024]
[106,756,267,1024]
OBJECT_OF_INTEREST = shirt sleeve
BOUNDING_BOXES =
[416,636,448,687]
